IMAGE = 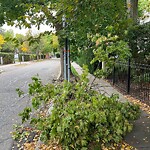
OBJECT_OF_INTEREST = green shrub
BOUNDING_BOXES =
[133,73,150,83]
[127,22,150,63]
[19,54,31,62]
[19,53,45,61]
[76,48,97,74]
[56,53,60,58]
[30,54,37,60]
[16,66,140,150]
[0,52,14,64]
[41,54,46,59]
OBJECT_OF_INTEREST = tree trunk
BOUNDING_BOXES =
[57,47,64,79]
[36,50,39,60]
[127,0,138,22]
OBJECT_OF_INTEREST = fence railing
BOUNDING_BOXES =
[107,60,150,105]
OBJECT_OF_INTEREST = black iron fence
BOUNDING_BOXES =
[107,60,150,105]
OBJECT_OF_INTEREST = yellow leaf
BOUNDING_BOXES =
[21,42,29,52]
[0,34,5,49]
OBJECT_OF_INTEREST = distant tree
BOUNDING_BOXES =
[21,41,29,53]
[29,34,58,59]
[15,33,26,53]
[2,30,16,52]
[29,41,39,59]
[0,34,5,49]
[51,34,59,56]
[52,34,59,48]
[40,34,52,54]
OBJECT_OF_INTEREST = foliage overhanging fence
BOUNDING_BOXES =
[107,61,150,105]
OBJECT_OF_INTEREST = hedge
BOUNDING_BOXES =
[19,54,47,62]
[30,54,37,60]
[76,48,98,74]
[40,54,46,59]
[19,54,31,62]
[0,52,14,64]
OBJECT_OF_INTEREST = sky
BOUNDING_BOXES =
[2,23,55,36]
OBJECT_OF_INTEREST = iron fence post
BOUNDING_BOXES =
[67,39,70,82]
[64,43,67,80]
[113,60,116,85]
[127,59,131,94]
[113,64,115,85]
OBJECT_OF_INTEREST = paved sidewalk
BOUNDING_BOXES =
[72,62,150,150]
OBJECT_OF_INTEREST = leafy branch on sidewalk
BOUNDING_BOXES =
[14,66,140,149]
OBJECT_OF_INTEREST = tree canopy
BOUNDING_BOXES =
[0,0,128,36]
[0,1,146,45]
[1,30,17,52]
[0,0,148,71]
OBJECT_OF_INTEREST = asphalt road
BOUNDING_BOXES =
[0,59,60,150]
